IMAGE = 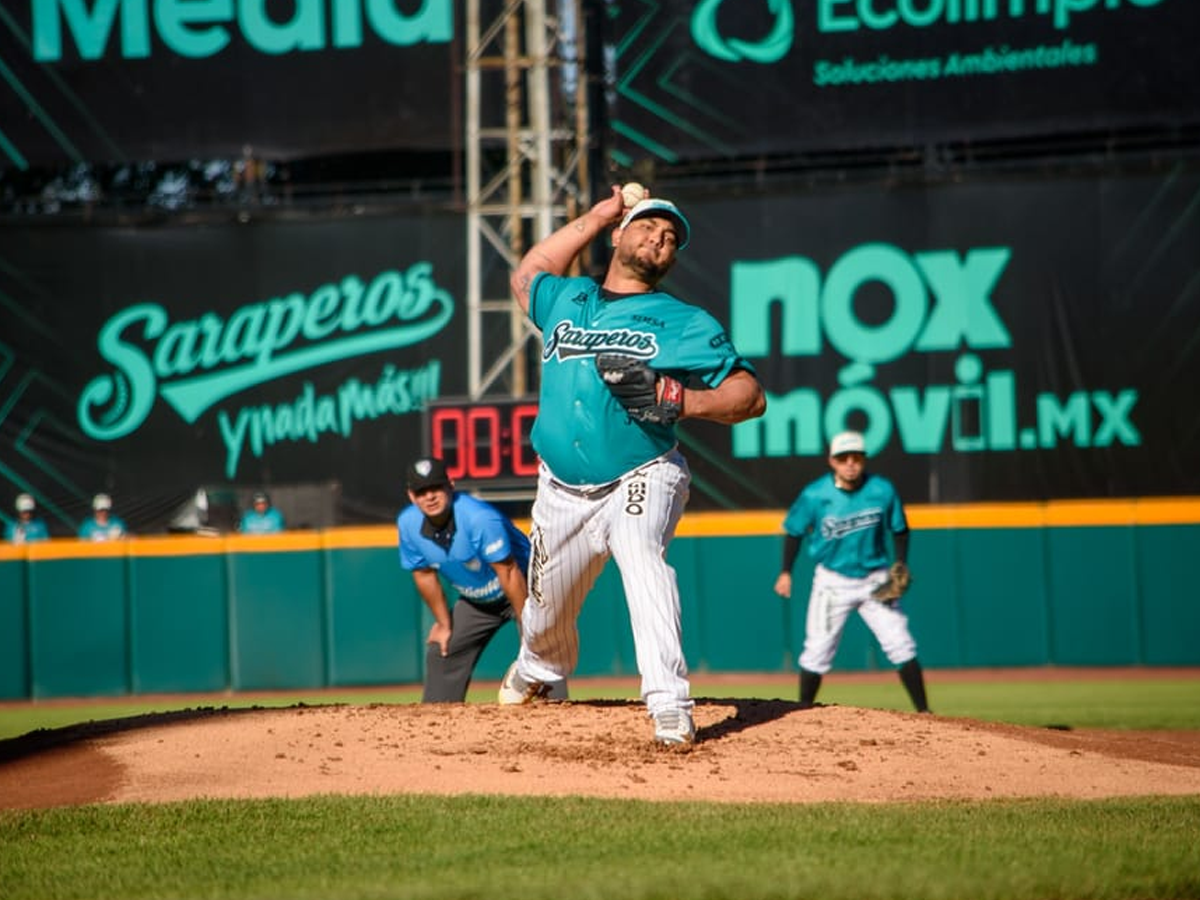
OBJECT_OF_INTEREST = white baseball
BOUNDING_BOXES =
[621,182,647,209]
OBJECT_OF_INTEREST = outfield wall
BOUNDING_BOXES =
[2,500,1198,700]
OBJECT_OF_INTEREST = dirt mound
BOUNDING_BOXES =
[3,698,1199,809]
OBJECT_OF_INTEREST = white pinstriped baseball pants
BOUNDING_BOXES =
[798,564,918,674]
[517,449,693,716]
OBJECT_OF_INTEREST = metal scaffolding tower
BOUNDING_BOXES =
[464,0,592,400]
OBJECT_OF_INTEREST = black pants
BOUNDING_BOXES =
[422,599,515,702]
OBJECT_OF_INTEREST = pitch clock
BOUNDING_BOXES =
[423,396,540,488]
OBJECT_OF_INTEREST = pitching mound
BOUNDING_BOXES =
[3,698,1199,809]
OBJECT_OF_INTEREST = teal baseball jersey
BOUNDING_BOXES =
[528,273,755,485]
[5,518,49,543]
[78,514,128,541]
[239,508,285,534]
[782,472,908,578]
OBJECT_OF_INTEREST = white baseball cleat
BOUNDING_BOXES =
[498,661,565,704]
[652,708,695,746]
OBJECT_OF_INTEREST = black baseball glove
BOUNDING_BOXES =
[595,354,683,425]
[872,561,912,604]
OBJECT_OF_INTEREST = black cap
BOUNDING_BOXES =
[406,457,452,491]
[252,491,269,505]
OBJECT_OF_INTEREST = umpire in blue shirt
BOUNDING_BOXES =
[399,457,564,702]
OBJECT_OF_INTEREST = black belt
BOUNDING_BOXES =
[549,477,621,500]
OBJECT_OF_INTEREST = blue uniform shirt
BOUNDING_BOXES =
[398,493,531,604]
[782,472,908,578]
[240,508,285,534]
[5,518,49,543]
[528,273,755,485]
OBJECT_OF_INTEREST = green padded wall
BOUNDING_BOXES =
[1047,527,1140,664]
[129,553,229,693]
[956,529,1049,666]
[326,547,422,686]
[682,536,786,672]
[0,557,29,698]
[29,556,129,698]
[6,518,1198,700]
[902,530,965,668]
[1136,525,1200,665]
[227,550,325,690]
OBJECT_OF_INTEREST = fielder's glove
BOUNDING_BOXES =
[872,561,912,603]
[595,354,684,425]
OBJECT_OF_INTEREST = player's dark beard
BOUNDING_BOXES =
[619,245,674,285]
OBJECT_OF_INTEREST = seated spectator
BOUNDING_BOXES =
[79,493,128,541]
[6,493,50,543]
[239,491,285,534]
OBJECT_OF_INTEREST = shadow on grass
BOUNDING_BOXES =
[0,703,336,765]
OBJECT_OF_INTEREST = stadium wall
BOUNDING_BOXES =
[2,500,1198,700]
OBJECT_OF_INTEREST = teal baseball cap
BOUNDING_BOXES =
[619,198,690,249]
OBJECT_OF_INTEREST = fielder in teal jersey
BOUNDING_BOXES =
[5,493,50,543]
[78,493,128,541]
[503,186,766,747]
[775,431,930,713]
[239,491,285,535]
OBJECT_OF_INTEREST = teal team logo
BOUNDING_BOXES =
[691,0,793,63]
[77,263,452,477]
[690,0,1165,65]
[542,322,657,361]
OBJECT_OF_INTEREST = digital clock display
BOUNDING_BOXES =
[423,397,540,487]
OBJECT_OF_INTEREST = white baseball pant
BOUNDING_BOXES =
[798,564,917,674]
[518,449,693,716]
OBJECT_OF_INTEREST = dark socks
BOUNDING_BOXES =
[898,658,930,712]
[798,669,822,709]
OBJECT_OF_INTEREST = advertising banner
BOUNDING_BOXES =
[0,0,456,167]
[0,212,468,534]
[668,166,1200,507]
[609,0,1200,164]
[2,166,1198,536]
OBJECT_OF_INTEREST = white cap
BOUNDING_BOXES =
[15,493,35,512]
[93,493,113,511]
[829,431,866,456]
[618,198,691,249]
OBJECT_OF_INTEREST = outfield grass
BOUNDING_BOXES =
[2,673,1198,900]
[2,795,1199,900]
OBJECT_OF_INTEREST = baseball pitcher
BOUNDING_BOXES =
[502,186,766,747]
